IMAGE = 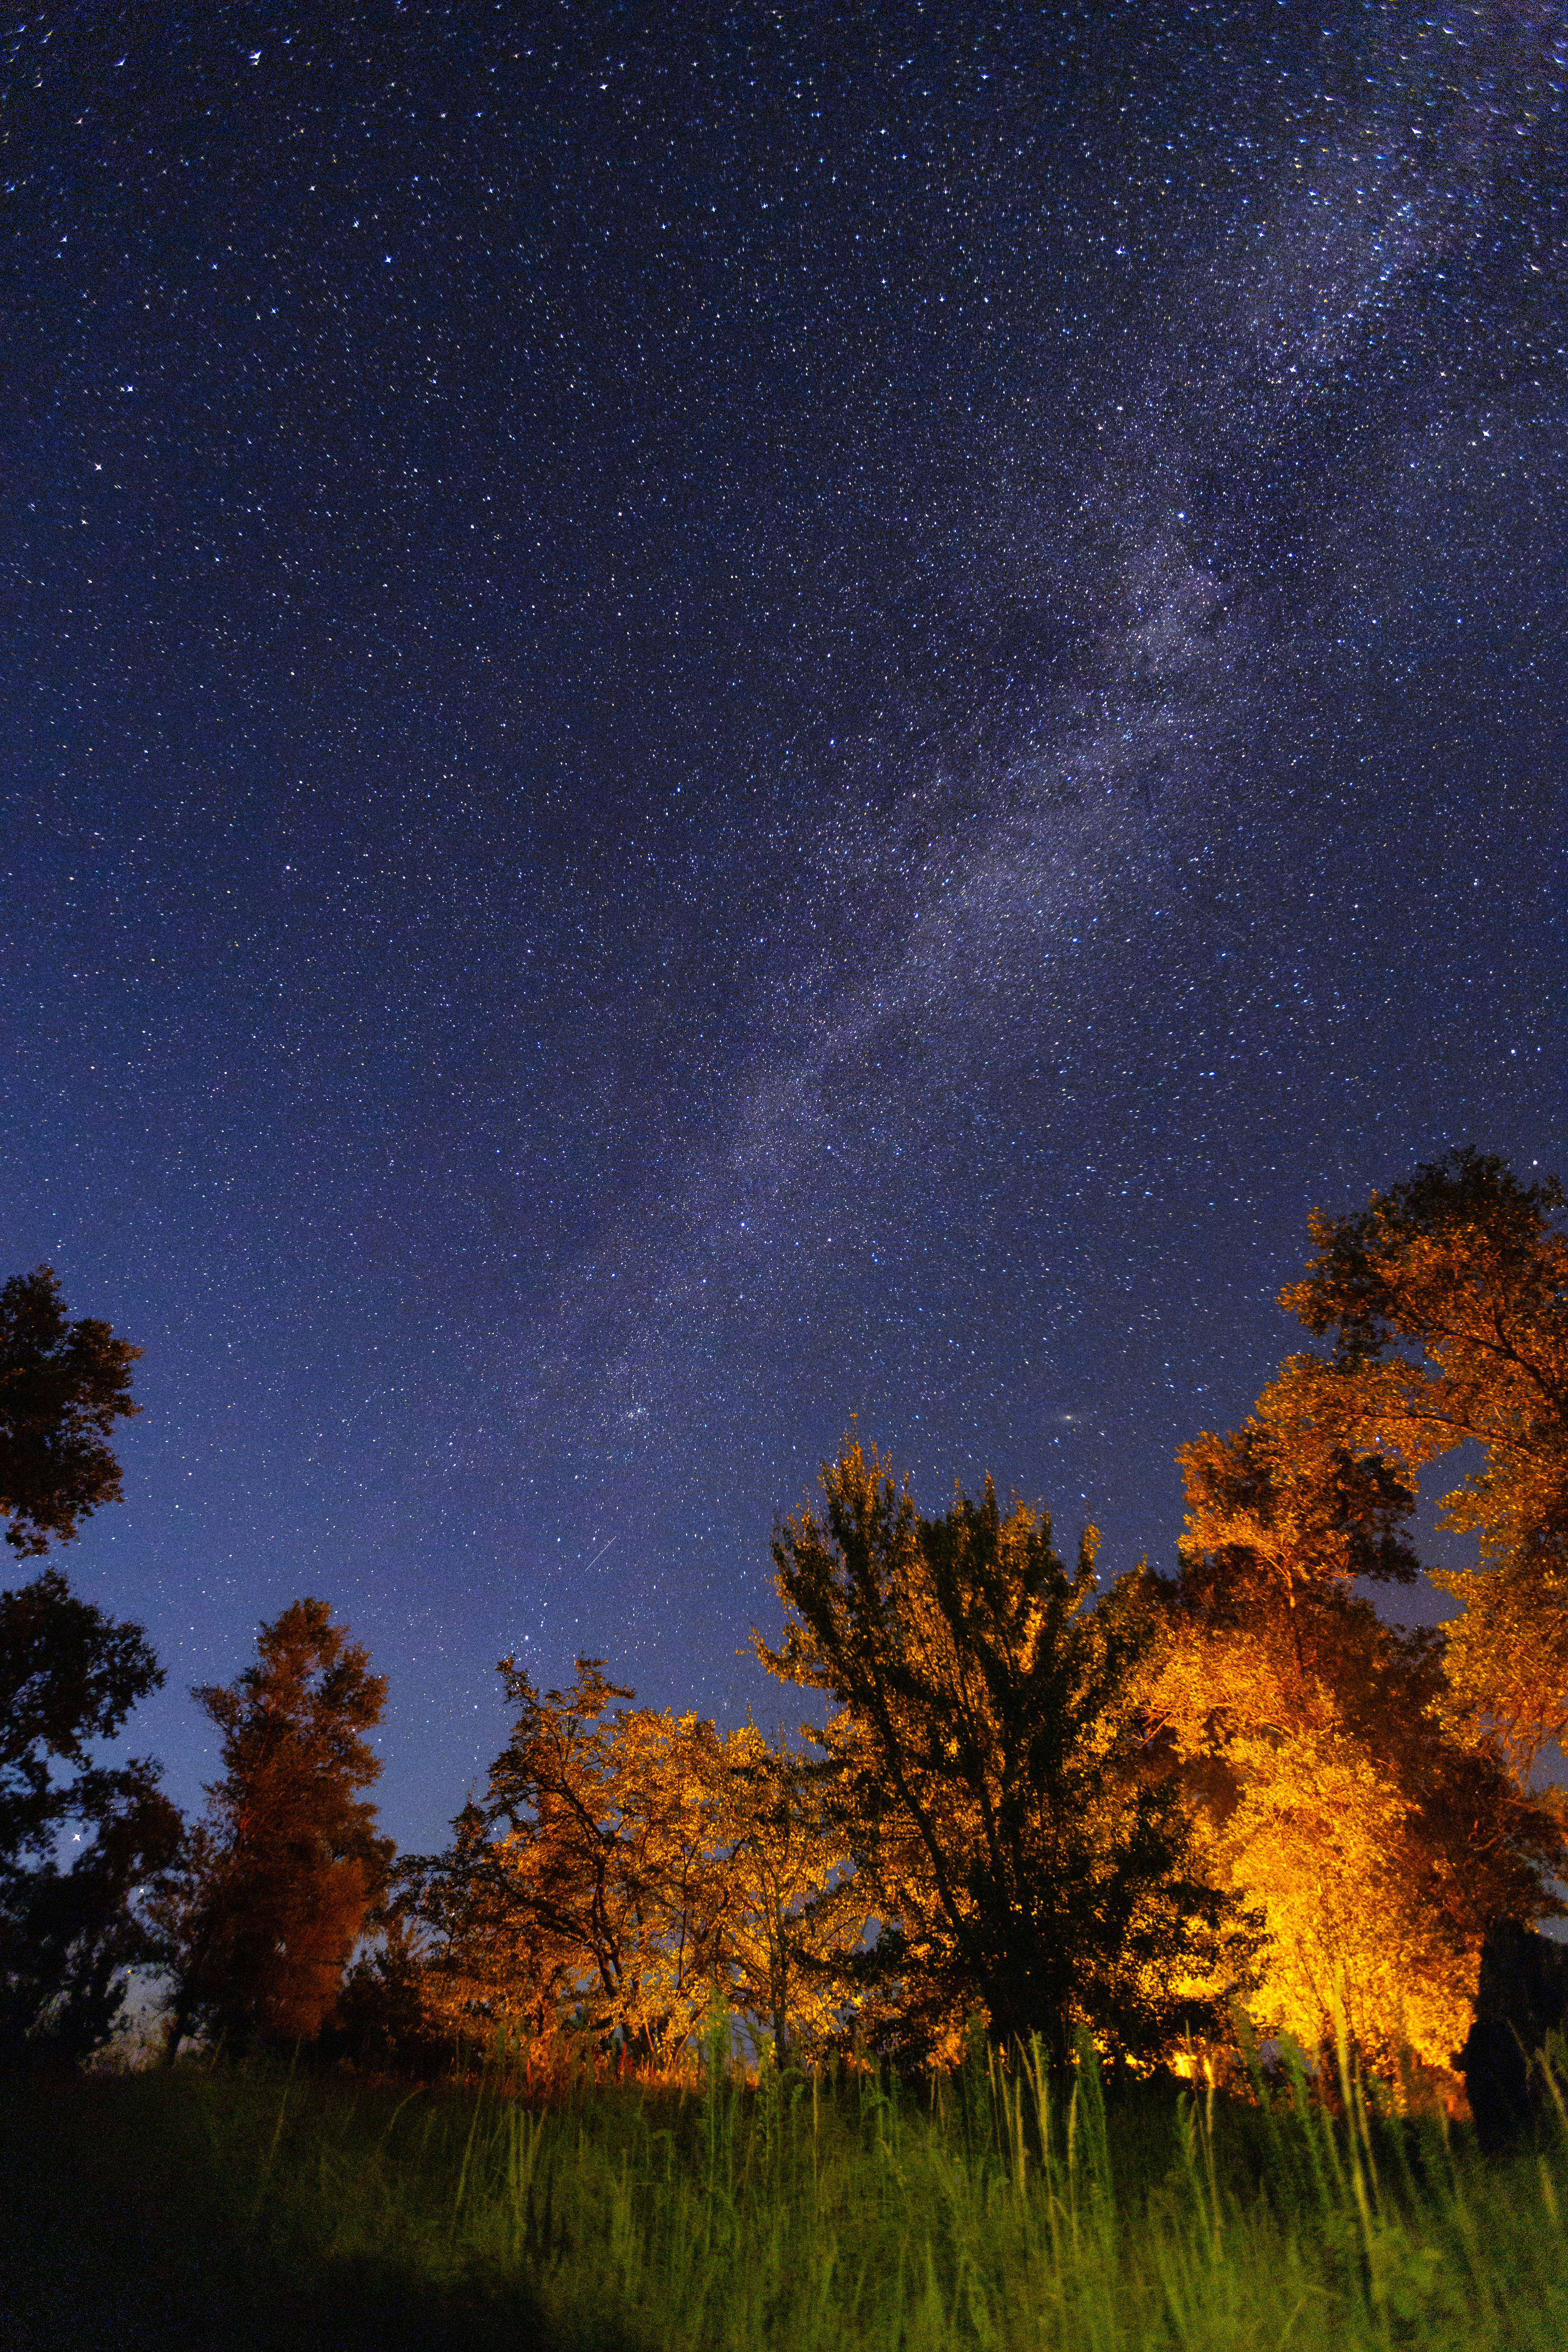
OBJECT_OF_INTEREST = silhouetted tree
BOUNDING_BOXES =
[320,1910,447,2075]
[164,1599,391,2056]
[0,1272,175,2063]
[1,1267,141,1557]
[1,1567,181,2063]
[757,1442,1250,2068]
[1460,1918,1568,2149]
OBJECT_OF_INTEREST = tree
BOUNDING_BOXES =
[407,1663,867,2074]
[1,1267,141,1557]
[1278,1148,1568,1775]
[1151,1385,1566,2067]
[757,1443,1248,2068]
[1177,1385,1421,1624]
[164,1599,391,2055]
[0,1270,175,2063]
[0,1567,181,2063]
[410,1658,739,2069]
[321,1908,447,2075]
[698,1724,866,2065]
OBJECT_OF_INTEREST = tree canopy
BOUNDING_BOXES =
[407,1658,862,2070]
[1278,1148,1568,1775]
[1,1267,141,1558]
[0,1271,176,2065]
[165,1598,391,2055]
[0,1567,181,2062]
[1150,1425,1564,2067]
[758,1443,1251,2067]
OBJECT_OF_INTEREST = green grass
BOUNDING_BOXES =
[2,2035,1564,2350]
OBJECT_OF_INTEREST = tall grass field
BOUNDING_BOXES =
[2,2030,1565,2350]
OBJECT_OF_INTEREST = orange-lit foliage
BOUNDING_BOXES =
[415,1660,718,2063]
[166,1598,391,2053]
[1152,1389,1565,2068]
[1280,1149,1568,1777]
[411,1659,862,2068]
[696,1723,866,2061]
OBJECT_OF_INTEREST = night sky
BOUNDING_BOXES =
[5,4,1564,1852]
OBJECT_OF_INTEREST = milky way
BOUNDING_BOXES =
[5,5,1564,1843]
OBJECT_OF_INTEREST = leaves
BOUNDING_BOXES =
[410,1659,863,2068]
[1278,1150,1568,1765]
[1157,1237,1568,2067]
[0,1269,141,1558]
[759,1442,1249,2065]
[166,1599,391,2052]
[0,1567,179,2063]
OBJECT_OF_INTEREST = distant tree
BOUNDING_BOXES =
[406,1663,866,2073]
[0,1567,181,2064]
[1,1267,141,1557]
[1278,1149,1568,1776]
[320,1909,447,2076]
[1152,1383,1566,2067]
[757,1443,1249,2068]
[410,1658,734,2068]
[699,1724,866,2065]
[164,1599,391,2056]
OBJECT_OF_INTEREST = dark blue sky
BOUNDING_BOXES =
[5,3,1564,1850]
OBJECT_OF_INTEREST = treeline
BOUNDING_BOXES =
[2,1149,1565,2089]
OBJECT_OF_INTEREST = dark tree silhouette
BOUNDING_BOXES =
[1,1568,181,2063]
[758,1442,1249,2067]
[1,1267,141,1557]
[1460,1919,1568,2150]
[0,1271,174,2063]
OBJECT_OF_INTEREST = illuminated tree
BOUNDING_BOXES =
[410,1667,866,2070]
[1278,1148,1568,1776]
[1152,1390,1565,2067]
[1,1267,141,1557]
[758,1443,1247,2067]
[697,1724,866,2063]
[411,1659,731,2066]
[165,1599,390,2055]
[1177,1390,1420,1621]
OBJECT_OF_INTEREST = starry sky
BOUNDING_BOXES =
[5,3,1565,1851]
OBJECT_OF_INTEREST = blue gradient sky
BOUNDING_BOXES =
[5,3,1564,1848]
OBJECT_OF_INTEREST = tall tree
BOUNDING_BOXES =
[1153,1385,1566,2066]
[1,1567,181,2062]
[1278,1148,1568,1774]
[1,1267,141,1557]
[757,1443,1247,2067]
[165,1599,390,2055]
[0,1269,176,2062]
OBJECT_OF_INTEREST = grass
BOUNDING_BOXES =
[2,2027,1565,2351]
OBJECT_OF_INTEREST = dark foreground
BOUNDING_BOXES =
[2,2054,1565,2352]
[0,2071,553,2352]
